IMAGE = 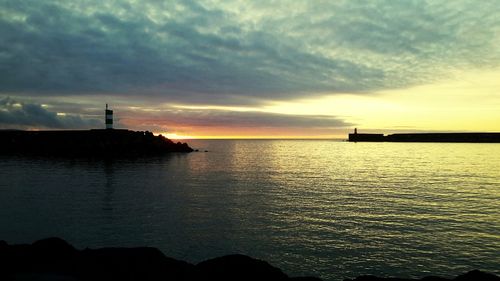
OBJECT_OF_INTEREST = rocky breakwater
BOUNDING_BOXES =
[1,238,498,281]
[0,129,193,156]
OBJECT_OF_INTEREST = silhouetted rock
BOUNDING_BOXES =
[77,247,194,280]
[196,254,288,281]
[0,238,320,280]
[344,276,442,281]
[454,270,500,281]
[1,238,498,281]
[344,269,500,281]
[290,277,324,281]
[0,129,193,156]
[31,237,77,256]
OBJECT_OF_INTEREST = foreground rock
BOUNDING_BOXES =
[0,238,497,281]
[0,129,193,156]
[0,238,319,280]
[344,270,500,281]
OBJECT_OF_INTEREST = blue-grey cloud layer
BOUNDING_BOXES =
[0,97,101,129]
[1,0,499,105]
[0,96,349,130]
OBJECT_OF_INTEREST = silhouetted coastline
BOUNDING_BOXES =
[0,129,193,156]
[348,132,500,143]
[1,238,498,281]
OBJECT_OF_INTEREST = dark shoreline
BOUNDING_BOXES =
[0,129,193,156]
[1,238,498,281]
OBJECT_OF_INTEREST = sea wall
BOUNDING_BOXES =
[349,133,500,143]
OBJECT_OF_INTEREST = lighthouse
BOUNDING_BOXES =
[105,104,113,129]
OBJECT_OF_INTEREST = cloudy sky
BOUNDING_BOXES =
[1,0,499,138]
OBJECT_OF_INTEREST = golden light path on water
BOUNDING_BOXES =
[174,140,500,280]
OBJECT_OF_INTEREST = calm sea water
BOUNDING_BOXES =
[0,140,499,280]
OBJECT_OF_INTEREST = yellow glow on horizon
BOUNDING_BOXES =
[159,133,195,140]
[157,131,342,140]
[122,69,500,138]
[263,68,500,132]
[152,126,348,140]
[183,135,342,139]
[157,132,339,140]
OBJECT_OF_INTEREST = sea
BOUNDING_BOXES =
[0,140,499,281]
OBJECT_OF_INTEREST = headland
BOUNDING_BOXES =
[0,129,193,156]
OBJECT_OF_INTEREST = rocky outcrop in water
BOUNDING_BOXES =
[0,129,193,156]
[0,238,498,281]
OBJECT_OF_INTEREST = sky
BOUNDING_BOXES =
[1,0,500,138]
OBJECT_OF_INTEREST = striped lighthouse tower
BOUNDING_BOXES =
[105,104,113,129]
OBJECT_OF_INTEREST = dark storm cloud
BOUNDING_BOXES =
[0,0,499,105]
[0,97,101,129]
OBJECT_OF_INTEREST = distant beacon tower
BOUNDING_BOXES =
[105,104,113,129]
